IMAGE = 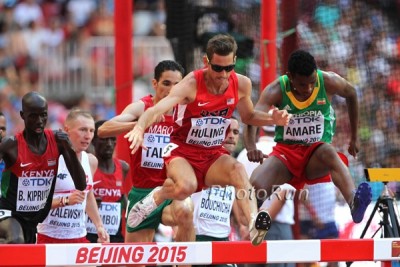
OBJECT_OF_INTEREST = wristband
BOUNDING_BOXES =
[59,197,65,207]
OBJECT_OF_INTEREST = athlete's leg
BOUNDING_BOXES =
[127,157,198,228]
[124,229,156,267]
[250,156,293,197]
[205,154,274,245]
[125,228,156,242]
[307,143,371,223]
[306,143,354,204]
[0,217,24,244]
[153,157,198,205]
[205,155,256,225]
[161,198,195,242]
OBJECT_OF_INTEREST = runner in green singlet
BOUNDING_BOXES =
[244,49,371,224]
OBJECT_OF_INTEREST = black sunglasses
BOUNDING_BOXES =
[206,56,235,72]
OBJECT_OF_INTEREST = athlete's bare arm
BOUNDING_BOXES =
[243,79,283,163]
[98,101,146,138]
[85,153,109,243]
[254,79,283,112]
[54,130,87,191]
[124,72,197,154]
[0,137,18,168]
[236,74,290,127]
[120,159,130,178]
[119,159,130,205]
[323,71,359,157]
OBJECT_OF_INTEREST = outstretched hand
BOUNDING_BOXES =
[124,126,147,154]
[270,107,292,126]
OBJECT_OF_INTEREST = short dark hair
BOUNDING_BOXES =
[154,60,185,81]
[206,34,238,60]
[93,119,106,140]
[288,50,317,76]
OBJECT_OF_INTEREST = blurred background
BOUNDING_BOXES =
[0,0,399,254]
[0,0,398,195]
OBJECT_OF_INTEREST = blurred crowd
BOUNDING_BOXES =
[0,0,166,135]
[0,0,399,195]
[296,0,400,195]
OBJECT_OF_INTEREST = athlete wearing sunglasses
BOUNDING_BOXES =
[206,55,236,72]
[125,34,291,247]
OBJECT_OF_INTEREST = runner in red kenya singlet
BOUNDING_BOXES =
[87,120,129,243]
[0,92,86,243]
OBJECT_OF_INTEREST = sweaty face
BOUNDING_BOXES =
[223,119,240,154]
[153,70,183,100]
[65,115,95,153]
[290,71,317,98]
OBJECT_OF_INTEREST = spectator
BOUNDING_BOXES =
[13,0,43,29]
[0,111,7,196]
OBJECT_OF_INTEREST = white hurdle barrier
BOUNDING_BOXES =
[1,239,400,266]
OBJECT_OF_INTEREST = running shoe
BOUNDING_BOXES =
[351,182,372,223]
[249,210,272,246]
[127,186,161,228]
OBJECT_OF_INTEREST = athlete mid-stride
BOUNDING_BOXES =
[245,49,371,227]
[124,34,291,246]
[0,92,86,244]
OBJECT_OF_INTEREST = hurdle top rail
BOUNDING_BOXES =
[1,239,400,266]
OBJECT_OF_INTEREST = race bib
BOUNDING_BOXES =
[16,176,53,212]
[86,202,121,235]
[198,186,234,224]
[141,132,170,169]
[284,112,324,143]
[186,117,230,147]
[47,203,85,229]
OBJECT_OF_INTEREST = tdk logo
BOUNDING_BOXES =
[22,178,52,186]
[57,173,68,180]
[196,120,204,127]
[147,135,155,142]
